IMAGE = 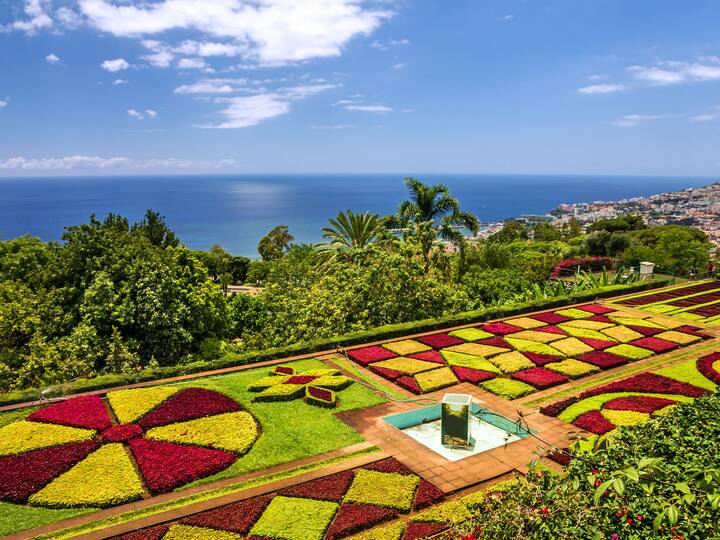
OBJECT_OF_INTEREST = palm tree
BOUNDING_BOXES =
[397,177,480,271]
[316,210,383,266]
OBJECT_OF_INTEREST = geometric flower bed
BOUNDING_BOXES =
[345,303,711,399]
[0,387,259,508]
[247,366,353,407]
[539,350,719,436]
[113,457,447,540]
[616,279,720,326]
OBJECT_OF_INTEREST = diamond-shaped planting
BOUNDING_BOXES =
[382,340,431,356]
[249,496,338,540]
[344,469,420,511]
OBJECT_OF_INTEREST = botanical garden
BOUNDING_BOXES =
[0,179,718,539]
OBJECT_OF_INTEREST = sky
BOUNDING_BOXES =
[0,0,719,176]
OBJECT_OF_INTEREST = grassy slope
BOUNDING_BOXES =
[0,358,387,536]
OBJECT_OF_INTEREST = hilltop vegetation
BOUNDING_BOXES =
[0,179,714,391]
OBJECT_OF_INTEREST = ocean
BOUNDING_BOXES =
[0,174,715,258]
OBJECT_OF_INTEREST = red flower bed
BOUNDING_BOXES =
[116,526,169,540]
[370,365,402,380]
[412,479,446,510]
[272,365,295,375]
[626,325,663,337]
[530,312,571,324]
[285,375,317,385]
[396,376,422,394]
[582,373,709,399]
[547,449,573,466]
[579,338,616,350]
[476,336,512,349]
[577,351,629,369]
[416,333,464,348]
[0,440,99,503]
[511,367,568,389]
[586,314,614,324]
[539,396,580,417]
[574,410,615,435]
[451,366,496,384]
[101,423,143,443]
[278,470,355,502]
[603,396,677,413]
[183,495,272,534]
[325,503,397,540]
[403,522,448,540]
[409,350,446,364]
[481,322,522,335]
[347,346,396,366]
[129,438,236,493]
[697,352,720,384]
[138,388,240,429]
[629,337,677,353]
[578,304,616,315]
[524,352,564,366]
[550,256,612,279]
[28,395,112,431]
[307,386,333,401]
[536,325,568,336]
[676,325,709,338]
[365,457,415,476]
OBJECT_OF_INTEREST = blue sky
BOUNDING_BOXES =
[0,0,719,176]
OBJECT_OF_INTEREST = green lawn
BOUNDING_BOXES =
[0,358,387,536]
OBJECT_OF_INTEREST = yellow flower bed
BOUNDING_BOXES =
[247,375,290,391]
[415,367,459,392]
[545,359,599,379]
[609,316,666,329]
[489,351,535,374]
[441,351,501,373]
[510,330,563,343]
[344,469,420,511]
[655,330,702,345]
[146,411,258,454]
[373,357,440,375]
[0,421,94,456]
[560,326,616,342]
[29,443,144,508]
[311,375,352,389]
[164,524,243,540]
[550,338,596,356]
[445,342,509,358]
[448,327,494,341]
[505,337,564,357]
[601,325,644,343]
[554,308,593,319]
[504,317,546,329]
[382,339,431,355]
[601,409,650,427]
[106,386,180,424]
[561,319,614,330]
[604,344,654,360]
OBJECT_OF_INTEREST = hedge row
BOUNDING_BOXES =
[0,279,670,407]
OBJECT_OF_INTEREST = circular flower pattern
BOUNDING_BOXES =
[0,387,259,508]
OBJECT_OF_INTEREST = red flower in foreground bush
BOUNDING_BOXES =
[547,450,572,466]
[129,438,236,493]
[325,503,398,540]
[416,333,464,348]
[603,395,677,413]
[182,495,272,533]
[481,322,522,335]
[138,388,240,429]
[451,366,496,384]
[511,367,569,389]
[278,469,355,502]
[347,346,397,366]
[574,410,615,435]
[0,440,99,503]
[697,352,720,384]
[28,395,112,431]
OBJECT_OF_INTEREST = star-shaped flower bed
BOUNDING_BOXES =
[247,366,353,407]
[0,387,259,508]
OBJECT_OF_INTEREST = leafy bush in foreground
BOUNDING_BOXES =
[442,394,720,539]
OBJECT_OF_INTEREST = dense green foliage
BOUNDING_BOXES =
[444,393,720,539]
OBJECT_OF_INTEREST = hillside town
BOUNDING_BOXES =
[550,182,720,247]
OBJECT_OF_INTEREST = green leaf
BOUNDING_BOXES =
[653,510,665,531]
[594,480,613,505]
[675,482,691,495]
[624,467,640,482]
[667,504,679,526]
[612,477,625,496]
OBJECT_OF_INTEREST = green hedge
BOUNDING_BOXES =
[0,279,669,408]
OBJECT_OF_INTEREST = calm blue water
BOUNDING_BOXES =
[0,174,714,257]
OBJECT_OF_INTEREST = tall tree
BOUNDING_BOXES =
[317,210,383,266]
[257,225,294,261]
[396,177,480,271]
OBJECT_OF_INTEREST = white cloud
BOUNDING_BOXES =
[577,83,626,95]
[9,0,53,34]
[588,73,608,81]
[101,58,130,72]
[611,114,664,127]
[177,57,211,70]
[45,53,60,63]
[628,59,720,86]
[127,109,144,119]
[0,99,8,108]
[690,112,720,122]
[78,0,392,65]
[392,63,405,70]
[344,104,392,113]
[310,124,354,130]
[174,80,236,94]
[56,6,83,29]
[140,41,173,67]
[503,15,514,21]
[112,79,128,85]
[145,109,157,119]
[174,40,245,57]
[0,155,234,172]
[198,83,337,128]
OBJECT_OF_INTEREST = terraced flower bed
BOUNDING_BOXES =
[539,350,719,437]
[247,366,353,406]
[346,303,712,399]
[114,458,447,540]
[0,387,259,508]
[616,279,720,326]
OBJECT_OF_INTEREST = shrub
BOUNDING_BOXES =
[29,443,145,508]
[697,352,720,384]
[480,378,534,399]
[409,350,446,364]
[344,469,420,511]
[354,521,405,540]
[415,367,458,392]
[550,256,613,278]
[603,395,677,413]
[545,359,599,378]
[530,311,571,324]
[106,387,179,424]
[561,319,614,330]
[272,365,295,375]
[396,376,422,394]
[573,409,615,435]
[600,409,649,428]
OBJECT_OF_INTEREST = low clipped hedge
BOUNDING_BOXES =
[0,280,670,407]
